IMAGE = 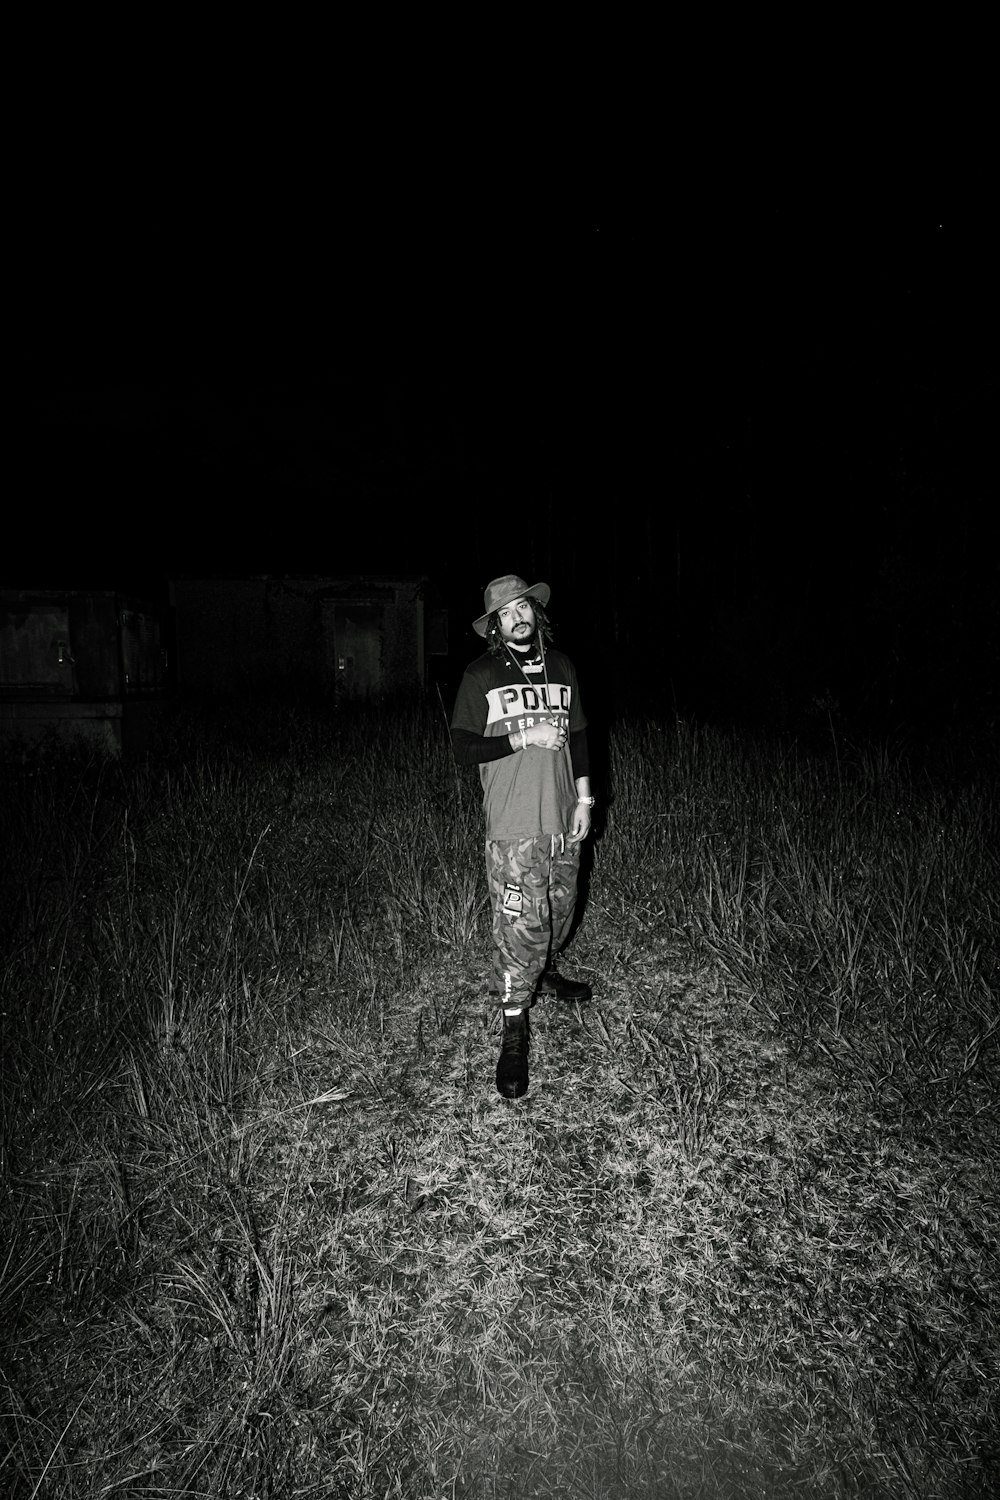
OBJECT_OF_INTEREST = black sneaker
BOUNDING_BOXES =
[496,1010,530,1098]
[535,968,592,1003]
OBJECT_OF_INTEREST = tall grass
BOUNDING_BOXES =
[1,701,997,1497]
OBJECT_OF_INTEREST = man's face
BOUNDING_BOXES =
[497,597,537,648]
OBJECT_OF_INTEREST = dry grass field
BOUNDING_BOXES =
[2,702,997,1497]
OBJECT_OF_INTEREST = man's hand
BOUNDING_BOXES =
[530,722,567,752]
[568,802,592,843]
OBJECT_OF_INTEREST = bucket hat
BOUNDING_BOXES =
[472,575,550,637]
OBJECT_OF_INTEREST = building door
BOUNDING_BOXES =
[323,601,384,699]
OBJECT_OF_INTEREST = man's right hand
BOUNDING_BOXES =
[530,722,567,752]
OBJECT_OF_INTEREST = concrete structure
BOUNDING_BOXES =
[0,588,167,754]
[170,575,436,700]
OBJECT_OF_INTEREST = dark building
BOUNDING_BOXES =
[0,587,168,754]
[169,574,442,701]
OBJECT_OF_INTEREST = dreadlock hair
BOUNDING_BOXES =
[484,598,555,658]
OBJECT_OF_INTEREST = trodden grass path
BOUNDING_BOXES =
[263,942,998,1498]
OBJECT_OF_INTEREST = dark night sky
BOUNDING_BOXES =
[13,195,997,726]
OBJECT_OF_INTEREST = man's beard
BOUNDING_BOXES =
[507,623,537,651]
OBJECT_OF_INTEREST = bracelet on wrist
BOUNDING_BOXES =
[577,796,596,807]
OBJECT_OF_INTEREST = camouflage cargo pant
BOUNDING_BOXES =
[486,834,580,1009]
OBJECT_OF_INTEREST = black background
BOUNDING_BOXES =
[13,170,996,732]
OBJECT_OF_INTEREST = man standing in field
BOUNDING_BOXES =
[450,575,595,1099]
